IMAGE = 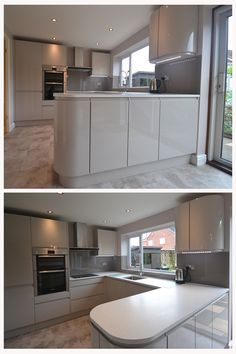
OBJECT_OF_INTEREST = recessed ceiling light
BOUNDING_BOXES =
[52,37,56,40]
[96,42,99,46]
[51,18,57,22]
[47,210,53,214]
[108,28,114,32]
[125,209,132,213]
[57,192,64,195]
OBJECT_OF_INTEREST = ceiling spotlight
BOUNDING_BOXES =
[96,42,99,46]
[51,18,57,22]
[108,28,114,32]
[47,210,53,214]
[57,192,64,195]
[52,37,56,40]
[125,209,132,213]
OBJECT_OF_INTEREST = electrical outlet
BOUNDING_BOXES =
[186,264,195,270]
[102,262,107,266]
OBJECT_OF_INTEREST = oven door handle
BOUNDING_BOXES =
[38,270,66,274]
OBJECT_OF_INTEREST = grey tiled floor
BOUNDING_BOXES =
[4,315,92,348]
[4,125,232,189]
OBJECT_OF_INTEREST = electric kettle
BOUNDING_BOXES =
[149,78,161,93]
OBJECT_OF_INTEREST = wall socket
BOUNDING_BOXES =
[186,264,195,270]
[102,262,107,266]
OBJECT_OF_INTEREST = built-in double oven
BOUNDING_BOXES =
[33,247,68,296]
[43,65,67,100]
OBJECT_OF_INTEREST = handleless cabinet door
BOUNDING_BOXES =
[159,98,199,160]
[90,98,129,173]
[14,40,42,91]
[190,195,224,251]
[149,9,160,62]
[4,214,33,287]
[195,304,213,348]
[167,317,196,348]
[175,201,190,252]
[31,217,69,248]
[212,293,229,348]
[42,43,67,66]
[128,98,160,166]
[91,52,110,77]
[54,99,90,177]
[15,91,42,121]
[97,229,117,256]
[4,285,35,331]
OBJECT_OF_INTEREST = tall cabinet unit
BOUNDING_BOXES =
[4,214,35,332]
[14,40,42,123]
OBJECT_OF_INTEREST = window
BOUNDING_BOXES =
[126,224,176,273]
[120,45,155,88]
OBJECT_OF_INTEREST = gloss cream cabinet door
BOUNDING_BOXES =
[128,98,160,166]
[90,98,129,173]
[97,229,117,256]
[42,43,67,66]
[159,98,199,160]
[175,201,190,252]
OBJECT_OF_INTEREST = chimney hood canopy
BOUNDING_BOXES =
[69,222,99,252]
[68,47,92,71]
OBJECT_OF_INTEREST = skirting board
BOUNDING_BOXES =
[14,119,53,127]
[57,155,192,188]
[190,154,207,166]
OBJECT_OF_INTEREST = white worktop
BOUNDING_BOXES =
[90,281,228,347]
[54,91,200,99]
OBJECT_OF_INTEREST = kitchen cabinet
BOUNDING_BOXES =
[31,217,69,248]
[190,195,224,251]
[42,103,56,120]
[90,98,129,173]
[35,298,70,323]
[54,99,90,178]
[175,202,190,252]
[195,304,213,348]
[91,52,110,77]
[212,293,229,348]
[128,98,160,166]
[70,277,105,314]
[167,316,196,348]
[75,47,91,67]
[42,43,67,66]
[105,278,150,302]
[14,39,42,91]
[175,195,224,252]
[149,6,198,63]
[159,98,199,160]
[97,229,117,256]
[4,285,35,331]
[4,214,33,287]
[15,91,42,122]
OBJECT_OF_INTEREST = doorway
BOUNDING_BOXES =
[208,6,232,171]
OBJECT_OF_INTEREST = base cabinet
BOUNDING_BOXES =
[35,298,70,323]
[167,317,196,348]
[195,305,213,348]
[15,91,42,122]
[212,293,229,348]
[159,98,198,160]
[90,98,129,173]
[4,285,35,331]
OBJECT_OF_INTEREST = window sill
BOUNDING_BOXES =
[122,268,175,280]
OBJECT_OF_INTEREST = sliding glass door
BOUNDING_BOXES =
[210,6,232,169]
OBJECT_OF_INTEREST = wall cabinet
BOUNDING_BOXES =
[54,99,90,177]
[14,40,42,91]
[175,195,224,252]
[31,217,69,248]
[159,98,199,160]
[90,98,129,173]
[15,91,42,122]
[91,52,110,77]
[190,195,224,251]
[4,285,35,331]
[4,214,33,287]
[128,98,160,166]
[42,43,67,66]
[97,229,117,256]
[149,6,198,63]
[70,277,105,314]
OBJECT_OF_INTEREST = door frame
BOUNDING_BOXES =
[208,5,232,169]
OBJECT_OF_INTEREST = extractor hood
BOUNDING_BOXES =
[69,222,99,252]
[68,47,92,71]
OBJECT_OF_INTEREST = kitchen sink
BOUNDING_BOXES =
[124,275,144,281]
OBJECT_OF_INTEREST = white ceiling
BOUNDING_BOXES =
[4,192,202,228]
[4,5,155,50]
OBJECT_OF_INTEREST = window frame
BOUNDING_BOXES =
[119,44,155,89]
[122,222,176,276]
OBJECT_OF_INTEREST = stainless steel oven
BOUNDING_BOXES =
[43,65,67,100]
[33,247,68,296]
